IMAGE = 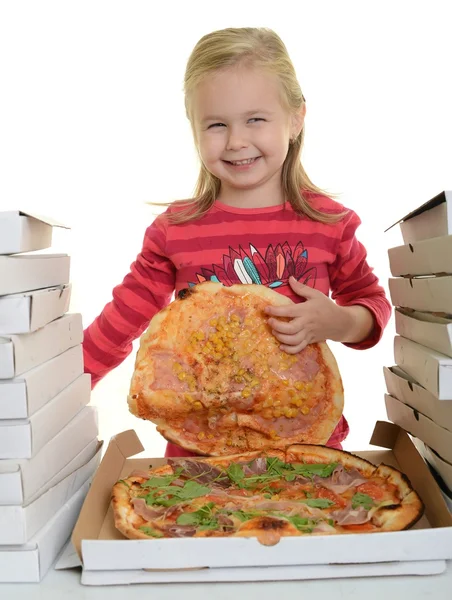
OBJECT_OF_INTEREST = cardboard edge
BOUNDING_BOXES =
[71,430,143,560]
[368,420,400,449]
[17,209,71,229]
[384,191,448,232]
[384,396,452,526]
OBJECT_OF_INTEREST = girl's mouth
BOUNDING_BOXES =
[224,157,261,169]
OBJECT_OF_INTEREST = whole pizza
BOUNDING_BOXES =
[128,282,344,454]
[112,446,424,544]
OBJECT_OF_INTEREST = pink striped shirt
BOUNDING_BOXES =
[83,194,391,456]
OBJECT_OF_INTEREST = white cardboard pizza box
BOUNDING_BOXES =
[412,438,452,492]
[0,441,101,545]
[385,394,452,464]
[70,422,452,583]
[0,373,91,459]
[389,275,452,313]
[0,313,83,379]
[0,284,71,335]
[0,405,98,505]
[388,234,452,277]
[385,190,452,244]
[0,479,90,583]
[383,366,452,432]
[0,345,84,419]
[395,308,452,358]
[79,559,446,585]
[0,253,70,296]
[0,210,69,255]
[393,336,452,400]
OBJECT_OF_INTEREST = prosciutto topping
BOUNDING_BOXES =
[132,498,165,520]
[330,506,370,525]
[165,525,197,538]
[313,465,367,494]
[168,459,231,488]
[242,457,268,476]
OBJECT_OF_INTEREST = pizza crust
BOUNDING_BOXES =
[128,282,344,455]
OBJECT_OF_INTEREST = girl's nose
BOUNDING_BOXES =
[226,128,248,151]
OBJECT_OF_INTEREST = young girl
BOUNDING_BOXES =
[83,27,391,457]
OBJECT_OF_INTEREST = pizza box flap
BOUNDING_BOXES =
[385,191,451,231]
[371,420,452,528]
[71,429,144,558]
[0,210,70,229]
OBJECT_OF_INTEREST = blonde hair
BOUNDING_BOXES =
[163,27,345,224]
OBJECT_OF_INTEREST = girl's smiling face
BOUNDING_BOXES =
[192,65,304,198]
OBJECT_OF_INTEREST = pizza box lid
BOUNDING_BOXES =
[0,210,70,256]
[71,422,452,573]
[385,190,452,243]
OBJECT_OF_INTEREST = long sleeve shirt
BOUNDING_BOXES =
[83,194,392,456]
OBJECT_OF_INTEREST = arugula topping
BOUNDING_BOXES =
[142,480,211,507]
[176,503,219,530]
[141,467,183,489]
[140,526,163,538]
[231,510,263,522]
[117,479,130,488]
[291,463,338,479]
[352,493,375,511]
[227,463,245,487]
[266,457,289,476]
[141,475,176,488]
[285,515,318,533]
[301,498,335,509]
[265,457,338,481]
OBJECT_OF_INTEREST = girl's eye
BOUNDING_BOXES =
[248,118,265,123]
[207,123,225,129]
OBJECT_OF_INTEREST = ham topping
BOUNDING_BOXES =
[168,459,231,488]
[313,465,367,494]
[165,525,197,538]
[330,506,370,525]
[243,457,267,476]
[132,498,163,520]
[312,521,337,533]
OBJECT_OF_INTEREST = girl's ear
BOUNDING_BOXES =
[291,103,306,139]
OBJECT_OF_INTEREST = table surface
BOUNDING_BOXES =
[1,561,451,599]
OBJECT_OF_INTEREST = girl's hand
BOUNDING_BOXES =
[265,276,374,354]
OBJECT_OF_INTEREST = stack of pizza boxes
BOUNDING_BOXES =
[384,191,452,512]
[0,210,101,583]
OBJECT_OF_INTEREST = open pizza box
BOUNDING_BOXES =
[69,421,452,585]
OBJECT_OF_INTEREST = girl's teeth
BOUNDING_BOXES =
[231,158,256,165]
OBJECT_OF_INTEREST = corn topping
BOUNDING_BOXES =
[171,309,318,427]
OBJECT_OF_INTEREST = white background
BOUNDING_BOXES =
[1,0,451,456]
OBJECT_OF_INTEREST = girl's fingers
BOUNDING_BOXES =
[279,339,310,354]
[271,329,305,346]
[268,316,303,334]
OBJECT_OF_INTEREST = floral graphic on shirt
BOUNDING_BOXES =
[188,242,317,289]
